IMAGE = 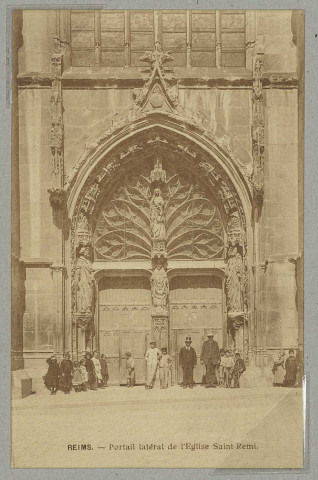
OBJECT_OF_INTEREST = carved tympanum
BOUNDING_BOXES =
[94,163,224,261]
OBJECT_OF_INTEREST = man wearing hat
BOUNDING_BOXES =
[144,341,161,389]
[179,337,197,388]
[200,332,220,388]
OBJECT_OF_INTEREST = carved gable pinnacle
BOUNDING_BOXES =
[131,42,183,116]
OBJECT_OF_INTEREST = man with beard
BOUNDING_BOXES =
[200,333,220,388]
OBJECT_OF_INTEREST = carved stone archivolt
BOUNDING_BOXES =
[64,43,251,195]
[251,52,265,209]
[68,43,251,358]
[50,38,64,178]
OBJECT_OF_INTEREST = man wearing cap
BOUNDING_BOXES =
[144,341,161,389]
[179,337,197,388]
[200,333,220,388]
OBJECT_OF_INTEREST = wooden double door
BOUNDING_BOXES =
[98,274,224,385]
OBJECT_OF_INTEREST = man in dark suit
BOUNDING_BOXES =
[200,332,220,388]
[179,337,197,389]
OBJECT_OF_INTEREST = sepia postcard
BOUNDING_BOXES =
[11,8,305,469]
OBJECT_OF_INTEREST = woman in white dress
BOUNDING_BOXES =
[92,352,104,388]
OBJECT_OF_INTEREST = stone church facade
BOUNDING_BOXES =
[12,10,303,387]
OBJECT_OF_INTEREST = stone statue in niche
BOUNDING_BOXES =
[150,188,165,239]
[151,264,169,315]
[75,245,95,315]
[225,245,244,315]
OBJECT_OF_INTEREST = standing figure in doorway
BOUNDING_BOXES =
[44,355,60,395]
[60,353,73,394]
[200,333,220,388]
[145,341,161,389]
[100,354,109,387]
[159,347,172,389]
[231,353,246,388]
[179,337,197,389]
[125,352,135,387]
[84,352,97,391]
[284,349,297,387]
[272,350,285,387]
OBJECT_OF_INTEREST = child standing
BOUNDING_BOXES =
[125,352,135,387]
[159,347,172,389]
[100,354,109,387]
[218,349,226,387]
[223,350,235,388]
[79,358,89,390]
[44,355,60,395]
[72,361,85,392]
[231,353,246,388]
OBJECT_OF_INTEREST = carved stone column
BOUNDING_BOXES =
[50,37,64,187]
[74,230,96,358]
[48,36,67,357]
[251,38,266,366]
[50,265,67,356]
[149,158,169,349]
[225,212,246,354]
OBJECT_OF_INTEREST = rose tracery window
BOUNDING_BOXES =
[94,165,225,261]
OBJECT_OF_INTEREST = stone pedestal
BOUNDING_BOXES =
[12,370,33,398]
[76,314,94,358]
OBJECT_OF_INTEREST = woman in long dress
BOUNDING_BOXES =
[44,355,60,395]
[92,352,104,388]
[284,349,297,387]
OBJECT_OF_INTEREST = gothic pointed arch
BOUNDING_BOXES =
[61,43,254,359]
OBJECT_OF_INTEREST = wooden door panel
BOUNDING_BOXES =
[99,276,151,384]
[100,330,120,385]
[170,275,224,383]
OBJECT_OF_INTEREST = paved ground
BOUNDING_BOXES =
[12,386,304,469]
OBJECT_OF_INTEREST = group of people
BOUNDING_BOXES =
[44,337,304,395]
[178,333,246,389]
[44,351,109,395]
[272,346,304,388]
[144,333,246,390]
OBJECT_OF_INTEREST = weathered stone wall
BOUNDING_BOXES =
[15,9,303,370]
